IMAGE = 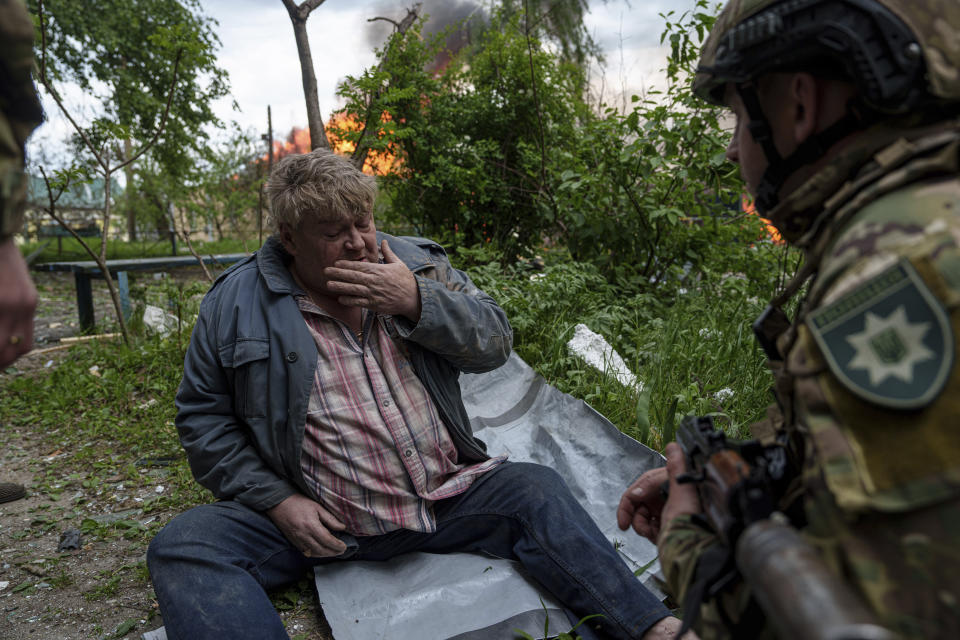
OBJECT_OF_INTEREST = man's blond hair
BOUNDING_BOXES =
[265,148,377,231]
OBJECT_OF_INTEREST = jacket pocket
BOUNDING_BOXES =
[220,338,270,419]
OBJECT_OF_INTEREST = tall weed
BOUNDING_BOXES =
[458,239,786,447]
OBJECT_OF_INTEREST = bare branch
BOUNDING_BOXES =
[281,0,327,22]
[172,205,214,283]
[280,0,300,19]
[38,166,99,263]
[299,0,327,17]
[368,16,400,29]
[282,0,330,149]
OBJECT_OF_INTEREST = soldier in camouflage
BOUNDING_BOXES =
[0,0,45,504]
[617,0,960,637]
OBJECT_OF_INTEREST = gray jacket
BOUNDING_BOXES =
[175,233,513,511]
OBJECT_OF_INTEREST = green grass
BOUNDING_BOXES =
[458,241,789,447]
[0,327,212,546]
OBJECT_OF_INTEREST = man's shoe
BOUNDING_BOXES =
[0,482,26,504]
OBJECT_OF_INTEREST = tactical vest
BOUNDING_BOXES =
[755,121,960,513]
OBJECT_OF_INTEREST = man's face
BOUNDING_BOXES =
[279,213,378,297]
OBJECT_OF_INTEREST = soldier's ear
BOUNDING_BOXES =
[789,72,820,145]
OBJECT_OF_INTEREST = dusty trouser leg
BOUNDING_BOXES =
[357,462,672,640]
[147,501,312,640]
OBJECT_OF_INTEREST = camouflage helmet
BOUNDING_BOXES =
[0,0,43,240]
[693,0,960,114]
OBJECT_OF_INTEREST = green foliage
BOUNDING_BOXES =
[339,1,772,293]
[0,324,212,545]
[555,2,759,285]
[336,9,584,258]
[457,242,783,447]
[512,597,602,640]
[30,0,231,180]
[497,0,602,89]
[20,235,251,263]
[131,125,265,248]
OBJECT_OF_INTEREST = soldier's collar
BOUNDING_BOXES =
[766,120,960,249]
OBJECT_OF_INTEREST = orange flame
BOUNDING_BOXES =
[271,127,312,161]
[263,116,399,177]
[742,195,783,244]
[326,112,400,176]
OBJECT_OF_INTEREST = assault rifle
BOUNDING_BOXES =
[672,416,894,640]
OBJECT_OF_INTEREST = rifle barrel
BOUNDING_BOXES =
[735,518,894,640]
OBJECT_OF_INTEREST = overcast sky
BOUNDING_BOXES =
[28,0,702,162]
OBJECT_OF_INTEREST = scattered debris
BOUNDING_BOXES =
[566,323,642,391]
[61,333,120,345]
[134,456,177,468]
[58,529,83,552]
[143,305,179,337]
[89,509,140,525]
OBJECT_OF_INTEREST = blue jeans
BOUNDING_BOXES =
[148,462,669,639]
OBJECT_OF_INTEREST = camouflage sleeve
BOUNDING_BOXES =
[659,514,716,607]
[659,515,763,639]
[0,0,44,240]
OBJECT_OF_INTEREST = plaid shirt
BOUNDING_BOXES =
[296,296,505,535]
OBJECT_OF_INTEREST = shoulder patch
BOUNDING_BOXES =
[806,259,955,410]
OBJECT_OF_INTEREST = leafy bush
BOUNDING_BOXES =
[335,9,585,258]
[454,240,784,447]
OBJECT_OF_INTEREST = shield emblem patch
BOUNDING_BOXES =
[806,259,955,409]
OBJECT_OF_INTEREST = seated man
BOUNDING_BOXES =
[148,148,680,640]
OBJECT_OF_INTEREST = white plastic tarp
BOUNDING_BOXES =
[313,352,665,639]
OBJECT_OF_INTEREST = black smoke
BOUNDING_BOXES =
[366,1,487,69]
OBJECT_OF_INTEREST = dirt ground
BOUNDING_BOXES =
[0,269,332,640]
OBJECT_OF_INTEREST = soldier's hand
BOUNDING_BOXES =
[266,493,348,558]
[325,239,422,321]
[0,238,37,368]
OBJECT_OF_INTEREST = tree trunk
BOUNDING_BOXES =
[123,137,137,240]
[99,161,132,345]
[281,0,330,150]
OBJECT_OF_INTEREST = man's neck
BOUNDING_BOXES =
[288,264,363,331]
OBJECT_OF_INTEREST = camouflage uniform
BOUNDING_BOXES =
[658,1,960,638]
[0,0,43,237]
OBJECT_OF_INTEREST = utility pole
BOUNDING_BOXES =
[267,105,274,172]
[259,105,274,247]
